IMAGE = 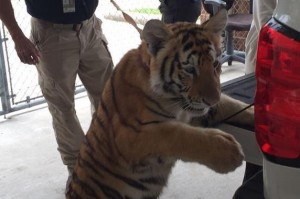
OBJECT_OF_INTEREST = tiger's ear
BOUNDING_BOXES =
[202,8,227,36]
[142,19,171,56]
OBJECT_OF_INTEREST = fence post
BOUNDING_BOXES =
[0,26,11,115]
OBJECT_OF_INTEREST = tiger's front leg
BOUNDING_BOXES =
[115,122,244,174]
[216,94,254,127]
[192,94,254,128]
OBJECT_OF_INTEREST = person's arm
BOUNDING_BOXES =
[0,0,40,64]
[0,0,24,40]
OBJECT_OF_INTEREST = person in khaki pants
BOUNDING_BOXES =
[0,0,113,191]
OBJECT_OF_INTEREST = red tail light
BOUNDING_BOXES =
[255,18,300,161]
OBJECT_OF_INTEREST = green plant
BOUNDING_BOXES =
[130,8,160,15]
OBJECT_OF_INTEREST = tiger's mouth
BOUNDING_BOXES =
[169,97,211,116]
[180,100,210,116]
[184,105,209,116]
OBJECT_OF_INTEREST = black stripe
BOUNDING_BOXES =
[77,153,104,179]
[169,53,180,88]
[91,178,123,199]
[179,86,189,92]
[171,80,183,90]
[168,55,183,91]
[74,151,123,199]
[186,54,193,62]
[188,28,198,36]
[84,150,149,191]
[69,191,83,199]
[183,41,194,52]
[163,82,177,95]
[169,58,176,78]
[110,71,140,132]
[178,74,184,82]
[195,38,211,46]
[181,33,189,44]
[100,98,110,118]
[139,177,165,185]
[72,171,97,198]
[144,94,174,116]
[145,105,175,119]
[86,127,113,163]
[160,56,169,82]
[136,118,164,125]
[174,53,180,68]
[110,72,118,111]
[177,27,203,37]
[163,54,180,92]
[94,114,106,130]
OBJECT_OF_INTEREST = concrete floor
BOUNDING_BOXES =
[0,62,246,199]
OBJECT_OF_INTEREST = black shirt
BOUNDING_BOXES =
[25,0,98,24]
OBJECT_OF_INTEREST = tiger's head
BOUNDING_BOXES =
[141,9,227,117]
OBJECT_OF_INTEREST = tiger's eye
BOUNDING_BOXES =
[184,67,196,74]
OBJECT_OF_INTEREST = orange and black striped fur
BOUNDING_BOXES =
[66,9,253,199]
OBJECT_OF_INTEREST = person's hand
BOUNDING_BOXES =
[13,34,40,65]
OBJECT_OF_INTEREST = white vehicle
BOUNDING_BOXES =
[221,0,300,198]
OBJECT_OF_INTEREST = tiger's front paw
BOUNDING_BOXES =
[204,129,244,174]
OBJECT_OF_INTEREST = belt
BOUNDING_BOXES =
[52,23,83,35]
[33,16,93,36]
[52,17,91,29]
[33,15,94,31]
[52,22,83,30]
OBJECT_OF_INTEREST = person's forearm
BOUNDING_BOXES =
[0,0,25,41]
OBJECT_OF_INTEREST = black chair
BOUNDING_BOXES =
[202,0,253,66]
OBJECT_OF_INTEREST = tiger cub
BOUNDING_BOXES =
[66,9,253,199]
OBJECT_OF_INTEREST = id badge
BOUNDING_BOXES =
[63,0,76,13]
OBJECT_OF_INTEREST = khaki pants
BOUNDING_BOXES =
[30,15,113,174]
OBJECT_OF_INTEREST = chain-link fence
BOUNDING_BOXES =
[232,0,252,51]
[201,0,252,52]
[0,0,251,116]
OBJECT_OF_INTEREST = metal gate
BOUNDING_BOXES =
[0,1,85,116]
[0,0,156,116]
